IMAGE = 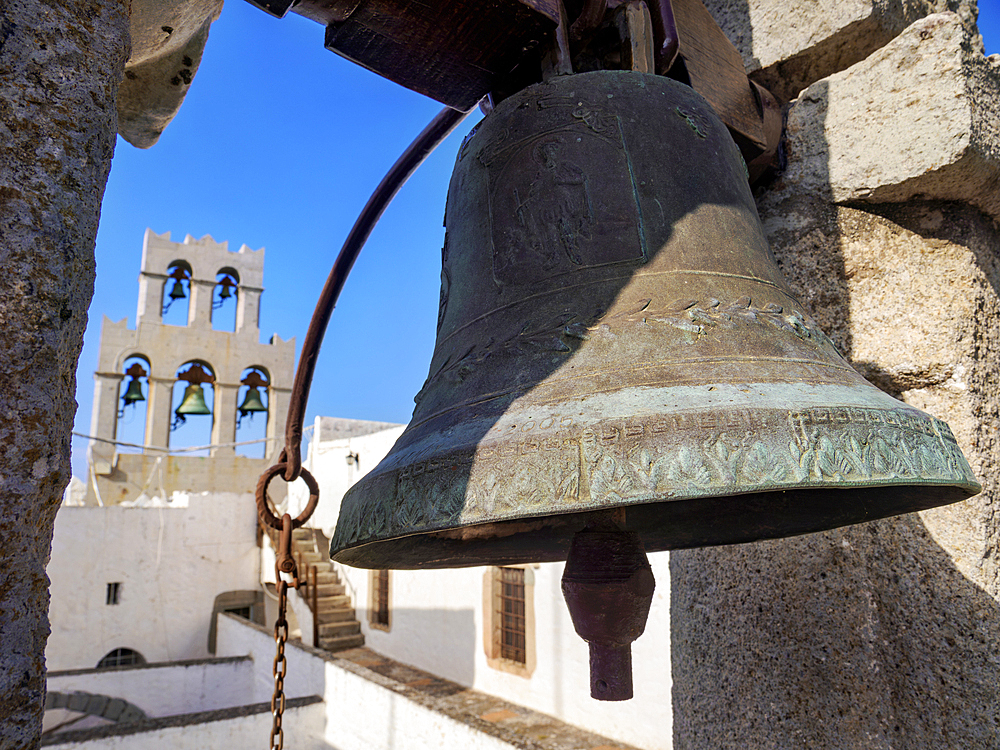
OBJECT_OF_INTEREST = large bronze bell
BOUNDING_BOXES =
[333,71,979,567]
[330,71,979,699]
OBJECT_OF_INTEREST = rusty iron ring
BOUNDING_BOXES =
[256,463,320,530]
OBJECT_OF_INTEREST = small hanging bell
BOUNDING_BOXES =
[218,275,237,300]
[122,378,145,406]
[238,369,269,418]
[238,387,267,416]
[175,384,211,416]
[168,279,186,301]
[174,363,214,420]
[121,363,147,406]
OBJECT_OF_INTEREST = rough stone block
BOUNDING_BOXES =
[84,694,109,715]
[118,0,224,148]
[66,692,89,712]
[117,704,148,723]
[45,692,65,710]
[703,0,980,99]
[781,13,1000,220]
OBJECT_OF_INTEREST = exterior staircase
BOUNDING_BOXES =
[266,525,365,652]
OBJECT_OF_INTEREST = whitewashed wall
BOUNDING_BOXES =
[47,492,260,671]
[47,657,254,718]
[344,558,672,750]
[287,417,405,539]
[42,701,328,750]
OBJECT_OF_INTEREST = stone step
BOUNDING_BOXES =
[319,633,365,652]
[315,594,352,609]
[308,583,345,598]
[311,571,340,585]
[315,607,357,624]
[319,620,362,638]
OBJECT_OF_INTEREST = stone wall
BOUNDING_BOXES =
[0,1,130,747]
[671,10,1000,749]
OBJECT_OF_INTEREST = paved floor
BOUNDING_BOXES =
[333,646,641,750]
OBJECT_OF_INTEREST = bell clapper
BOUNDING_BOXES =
[561,512,656,701]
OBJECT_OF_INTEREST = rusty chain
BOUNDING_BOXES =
[254,104,467,749]
[271,580,289,750]
[257,467,316,748]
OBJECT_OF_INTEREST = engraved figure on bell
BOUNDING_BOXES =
[487,121,646,287]
[506,136,594,275]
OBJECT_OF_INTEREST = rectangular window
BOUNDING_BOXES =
[498,567,526,664]
[483,566,535,676]
[369,569,391,630]
[106,582,121,606]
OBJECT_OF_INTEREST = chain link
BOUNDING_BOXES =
[271,580,289,750]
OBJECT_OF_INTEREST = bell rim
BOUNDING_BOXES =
[330,479,979,569]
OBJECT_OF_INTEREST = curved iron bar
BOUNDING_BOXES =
[281,105,470,481]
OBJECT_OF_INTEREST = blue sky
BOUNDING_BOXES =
[71,3,1000,477]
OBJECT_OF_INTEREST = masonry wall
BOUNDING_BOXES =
[41,699,328,750]
[215,614,541,750]
[0,1,130,744]
[671,8,1000,749]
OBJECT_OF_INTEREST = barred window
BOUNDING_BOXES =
[96,648,146,669]
[369,569,391,631]
[484,566,534,676]
[498,567,526,664]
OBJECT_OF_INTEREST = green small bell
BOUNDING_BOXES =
[121,363,147,407]
[175,384,211,416]
[238,387,267,416]
[122,378,145,405]
[168,279,187,300]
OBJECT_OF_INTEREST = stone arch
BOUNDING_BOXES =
[44,690,148,726]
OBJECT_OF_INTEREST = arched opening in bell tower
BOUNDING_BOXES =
[236,365,269,458]
[161,260,193,327]
[116,355,151,449]
[211,267,239,332]
[169,360,215,455]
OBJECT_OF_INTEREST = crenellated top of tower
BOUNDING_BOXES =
[140,228,265,291]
